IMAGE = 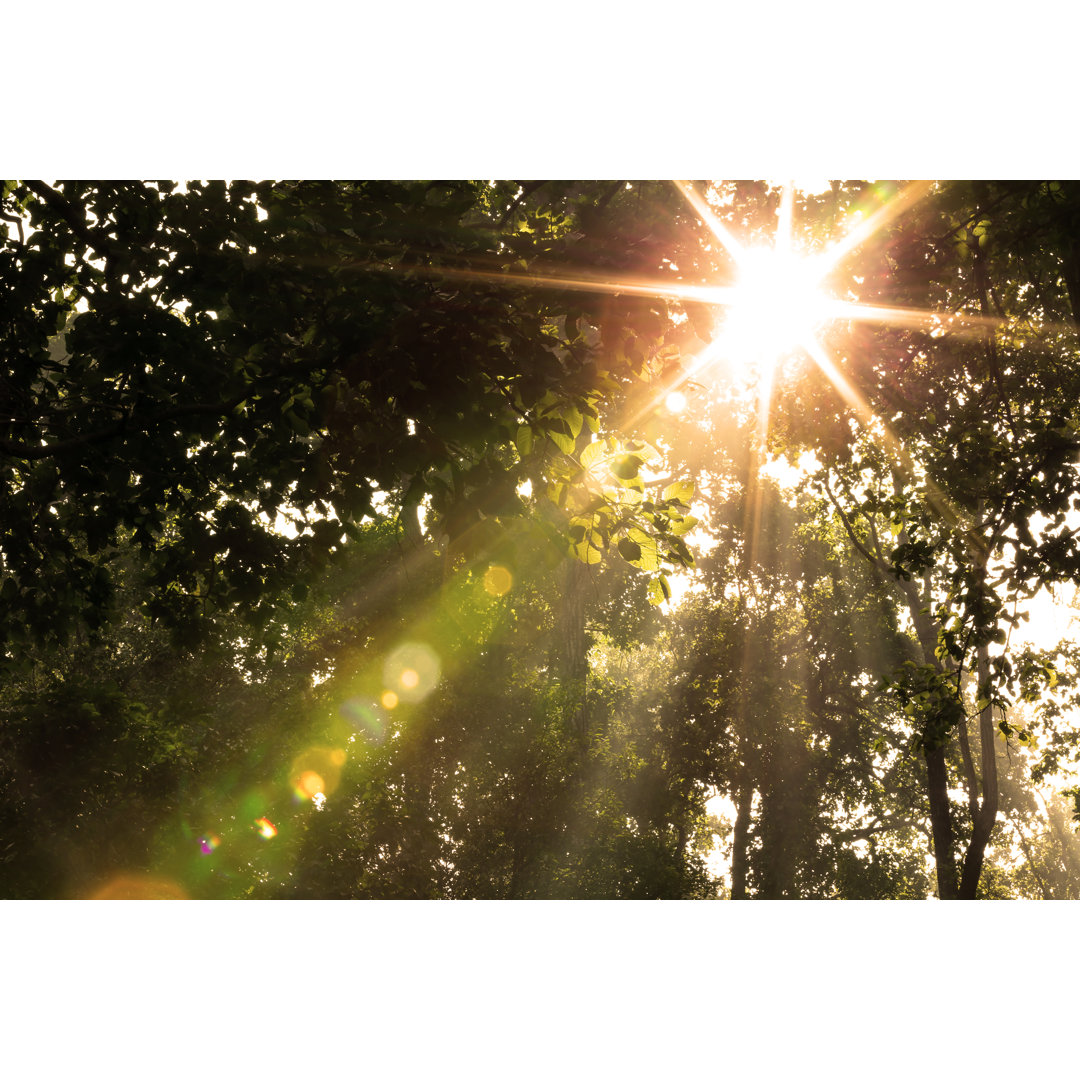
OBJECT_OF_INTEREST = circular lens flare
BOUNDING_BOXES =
[483,565,513,597]
[297,770,324,799]
[665,390,687,413]
[290,747,346,802]
[384,642,441,703]
[341,697,389,743]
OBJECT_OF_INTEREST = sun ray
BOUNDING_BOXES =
[776,182,795,259]
[671,180,747,266]
[803,338,974,538]
[352,257,737,309]
[821,297,1065,343]
[820,180,936,275]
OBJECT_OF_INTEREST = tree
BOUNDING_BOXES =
[766,180,1080,897]
[0,180,692,660]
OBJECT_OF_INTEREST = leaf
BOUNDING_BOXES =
[544,419,575,455]
[624,528,659,571]
[647,574,671,605]
[515,424,534,457]
[668,514,697,536]
[617,537,642,562]
[611,454,643,480]
[662,480,694,506]
[580,439,608,472]
[561,406,583,440]
[573,539,602,565]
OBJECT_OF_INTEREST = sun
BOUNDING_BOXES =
[717,243,832,367]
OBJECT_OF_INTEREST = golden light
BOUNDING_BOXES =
[381,690,399,709]
[483,564,513,596]
[383,642,441,703]
[90,875,188,900]
[665,390,688,413]
[297,770,325,799]
[254,817,277,840]
[290,746,346,802]
[717,244,832,367]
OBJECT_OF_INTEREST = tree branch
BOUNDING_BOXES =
[0,393,249,461]
[23,180,119,262]
[820,476,888,574]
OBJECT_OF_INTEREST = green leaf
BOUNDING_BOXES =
[662,480,694,506]
[515,424,534,457]
[624,528,659,571]
[617,537,642,562]
[573,539,603,565]
[647,574,671,605]
[580,439,608,472]
[611,454,643,480]
[561,406,583,439]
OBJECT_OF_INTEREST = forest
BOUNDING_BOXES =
[2,178,1080,900]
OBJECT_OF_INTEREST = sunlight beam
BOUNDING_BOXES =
[357,258,737,309]
[672,180,747,265]
[823,298,1021,341]
[803,338,974,538]
[820,180,936,275]
[776,182,795,258]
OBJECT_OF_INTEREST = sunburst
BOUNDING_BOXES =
[368,179,1017,532]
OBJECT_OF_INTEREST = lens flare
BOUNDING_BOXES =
[198,834,221,855]
[665,390,687,413]
[384,642,441,703]
[483,564,513,596]
[290,747,346,802]
[297,770,324,799]
[255,817,277,840]
[381,690,399,709]
[91,875,188,900]
[340,698,388,742]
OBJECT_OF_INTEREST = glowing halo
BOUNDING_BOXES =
[716,244,832,367]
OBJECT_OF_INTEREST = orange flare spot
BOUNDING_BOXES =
[255,817,277,839]
[297,771,324,799]
[91,875,188,900]
[483,565,513,597]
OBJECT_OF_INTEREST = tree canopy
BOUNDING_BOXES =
[2,178,1079,899]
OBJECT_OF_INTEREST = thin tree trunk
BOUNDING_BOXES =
[925,743,959,899]
[959,646,1000,898]
[730,781,753,899]
[557,557,589,738]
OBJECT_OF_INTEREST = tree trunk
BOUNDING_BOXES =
[556,557,589,738]
[924,743,959,899]
[730,781,754,899]
[958,646,1000,898]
